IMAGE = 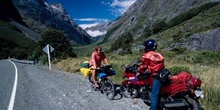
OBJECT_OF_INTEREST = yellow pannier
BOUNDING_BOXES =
[80,68,91,77]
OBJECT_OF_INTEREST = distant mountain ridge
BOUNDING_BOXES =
[94,0,220,52]
[105,0,220,40]
[12,0,92,45]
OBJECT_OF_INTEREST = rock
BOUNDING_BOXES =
[187,27,220,51]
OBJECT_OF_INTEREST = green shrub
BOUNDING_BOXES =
[143,28,152,38]
[110,32,133,52]
[183,32,192,38]
[168,2,219,27]
[39,55,48,65]
[192,51,220,65]
[39,29,77,59]
[171,47,187,54]
[168,66,191,75]
[152,21,168,34]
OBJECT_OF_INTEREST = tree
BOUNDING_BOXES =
[110,32,133,55]
[39,29,77,59]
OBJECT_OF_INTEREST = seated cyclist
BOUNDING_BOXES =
[89,46,109,89]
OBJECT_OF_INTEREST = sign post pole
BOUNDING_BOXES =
[47,44,51,70]
[43,44,54,70]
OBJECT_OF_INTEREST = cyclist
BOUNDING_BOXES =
[89,46,109,89]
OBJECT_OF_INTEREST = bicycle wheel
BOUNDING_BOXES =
[101,79,115,100]
[88,73,93,83]
[119,84,139,98]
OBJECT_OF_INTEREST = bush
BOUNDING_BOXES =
[39,55,48,65]
[39,29,77,59]
[168,2,219,27]
[171,47,187,54]
[168,66,191,75]
[183,32,192,38]
[192,51,220,65]
[152,21,168,34]
[110,32,133,52]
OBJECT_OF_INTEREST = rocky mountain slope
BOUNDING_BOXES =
[99,0,220,52]
[107,0,219,39]
[12,0,92,45]
[0,0,26,26]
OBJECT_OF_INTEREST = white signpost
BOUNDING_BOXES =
[43,44,54,70]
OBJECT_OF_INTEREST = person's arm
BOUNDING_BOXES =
[102,52,109,65]
[104,58,109,65]
[138,53,150,73]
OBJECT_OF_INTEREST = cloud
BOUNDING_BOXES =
[110,0,136,8]
[86,30,107,37]
[78,22,107,37]
[73,1,137,37]
[79,23,99,29]
[74,18,109,22]
[105,0,137,16]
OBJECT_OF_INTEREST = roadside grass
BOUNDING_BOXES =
[198,66,220,110]
[53,51,220,110]
[51,4,220,109]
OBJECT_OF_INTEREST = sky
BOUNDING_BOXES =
[46,0,137,37]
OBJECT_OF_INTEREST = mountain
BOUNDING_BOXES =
[84,19,119,42]
[12,0,92,45]
[107,0,220,40]
[101,0,220,52]
[0,0,26,26]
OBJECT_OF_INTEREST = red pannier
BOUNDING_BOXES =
[160,71,200,96]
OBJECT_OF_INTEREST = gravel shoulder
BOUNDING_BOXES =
[14,62,149,110]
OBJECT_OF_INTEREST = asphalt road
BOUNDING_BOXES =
[0,60,149,110]
[0,60,15,110]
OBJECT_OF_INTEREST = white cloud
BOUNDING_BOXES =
[79,22,107,37]
[86,30,107,37]
[74,1,137,37]
[110,0,136,8]
[79,23,99,29]
[108,0,137,15]
[74,18,109,22]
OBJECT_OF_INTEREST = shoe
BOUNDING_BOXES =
[95,87,100,91]
[94,83,99,87]
[93,84,99,91]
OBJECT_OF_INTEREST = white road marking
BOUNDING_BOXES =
[7,60,18,110]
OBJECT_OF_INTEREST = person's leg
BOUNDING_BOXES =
[92,69,99,87]
[150,79,161,110]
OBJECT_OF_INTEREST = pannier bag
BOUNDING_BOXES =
[101,65,116,76]
[80,68,91,77]
[156,68,171,84]
[81,61,89,68]
[80,61,90,77]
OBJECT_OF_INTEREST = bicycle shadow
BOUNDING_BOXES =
[111,84,143,100]
[111,84,123,100]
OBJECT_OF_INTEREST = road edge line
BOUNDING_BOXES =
[7,60,18,110]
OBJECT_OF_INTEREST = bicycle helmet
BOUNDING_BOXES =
[144,39,157,52]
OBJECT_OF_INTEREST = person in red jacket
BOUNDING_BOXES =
[139,39,165,110]
[89,46,109,89]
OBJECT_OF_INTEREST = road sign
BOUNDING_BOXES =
[42,44,54,70]
[43,44,54,54]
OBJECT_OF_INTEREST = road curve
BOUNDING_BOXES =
[0,60,16,110]
[1,60,149,110]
